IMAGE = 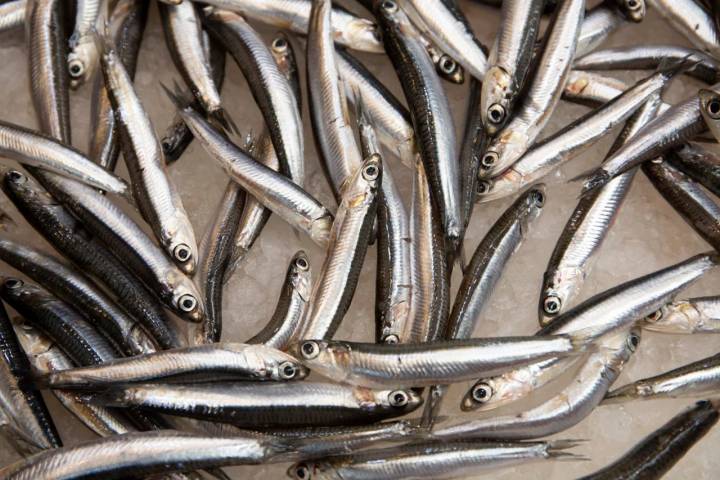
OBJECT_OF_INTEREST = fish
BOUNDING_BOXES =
[481,0,544,133]
[288,439,584,480]
[99,34,199,276]
[614,0,645,22]
[159,0,231,131]
[292,328,593,389]
[307,0,363,199]
[376,0,462,254]
[644,296,720,334]
[578,400,719,479]
[246,251,312,351]
[0,1,26,35]
[433,329,639,440]
[82,382,422,428]
[604,353,720,403]
[576,1,628,57]
[67,0,102,88]
[539,91,662,325]
[651,0,720,58]
[0,170,180,349]
[0,430,292,480]
[42,343,308,389]
[699,87,720,142]
[88,0,150,171]
[478,0,585,178]
[199,0,384,54]
[0,239,158,356]
[298,156,381,341]
[667,143,720,200]
[461,252,718,412]
[203,8,305,186]
[459,78,486,230]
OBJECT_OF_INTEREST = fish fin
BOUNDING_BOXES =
[161,81,197,112]
[208,107,238,137]
[547,439,589,461]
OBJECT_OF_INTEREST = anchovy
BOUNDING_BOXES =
[0,120,129,196]
[578,85,720,197]
[0,304,60,453]
[161,34,227,165]
[644,296,720,334]
[299,157,381,341]
[246,251,312,350]
[643,159,720,252]
[461,253,718,412]
[15,321,132,437]
[434,329,639,440]
[83,382,422,428]
[0,239,157,356]
[289,439,583,480]
[159,0,230,130]
[479,0,585,178]
[172,97,333,248]
[481,0,544,133]
[576,1,627,57]
[43,343,308,389]
[376,0,462,254]
[459,78,486,230]
[539,91,661,325]
[399,158,448,344]
[100,36,199,276]
[0,430,291,480]
[197,0,384,53]
[67,0,101,88]
[307,0,363,198]
[0,170,180,349]
[477,68,671,202]
[652,0,720,58]
[293,329,591,389]
[0,1,26,34]
[88,0,149,171]
[398,0,488,80]
[578,400,719,479]
[194,180,245,344]
[203,8,304,186]
[575,45,720,84]
[667,143,720,199]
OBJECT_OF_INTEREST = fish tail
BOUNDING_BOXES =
[601,383,641,405]
[161,81,197,112]
[656,53,702,83]
[547,439,589,461]
[209,107,239,137]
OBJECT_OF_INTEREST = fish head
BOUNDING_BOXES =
[68,39,99,90]
[338,17,383,54]
[168,274,205,323]
[539,265,585,327]
[461,371,535,412]
[287,461,342,480]
[374,387,423,414]
[474,170,521,204]
[481,65,515,134]
[292,340,351,382]
[289,251,312,300]
[617,0,646,23]
[436,55,465,84]
[642,301,700,334]
[478,130,527,178]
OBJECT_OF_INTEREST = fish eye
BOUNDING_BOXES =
[294,256,309,271]
[68,60,84,78]
[178,294,198,313]
[543,295,561,315]
[626,0,641,10]
[7,171,26,183]
[706,96,720,119]
[300,341,320,359]
[381,0,398,13]
[173,244,192,263]
[627,333,640,351]
[279,361,297,380]
[481,152,498,169]
[487,104,506,125]
[472,383,493,403]
[531,189,545,207]
[439,56,456,75]
[388,390,409,407]
[645,309,663,322]
[294,464,311,479]
[3,278,23,289]
[272,37,288,52]
[476,180,491,195]
[362,161,380,181]
[383,334,399,344]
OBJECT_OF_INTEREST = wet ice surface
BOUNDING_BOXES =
[0,1,719,478]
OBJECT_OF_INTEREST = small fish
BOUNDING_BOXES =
[667,143,720,200]
[652,0,720,58]
[644,296,720,334]
[578,400,719,479]
[67,0,102,88]
[576,1,627,57]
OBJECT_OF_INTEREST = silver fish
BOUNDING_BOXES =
[479,0,586,178]
[100,36,199,275]
[172,97,333,248]
[0,1,27,35]
[197,0,383,53]
[83,382,422,428]
[434,329,639,440]
[0,430,291,480]
[43,343,307,388]
[576,1,627,57]
[247,251,312,351]
[644,296,720,334]
[461,252,718,412]
[299,157,381,341]
[477,67,671,202]
[651,0,720,58]
[481,0,544,133]
[539,89,662,325]
[67,0,102,88]
[293,329,592,389]
[289,439,584,480]
[397,0,488,80]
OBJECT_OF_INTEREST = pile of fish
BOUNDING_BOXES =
[2,0,720,478]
